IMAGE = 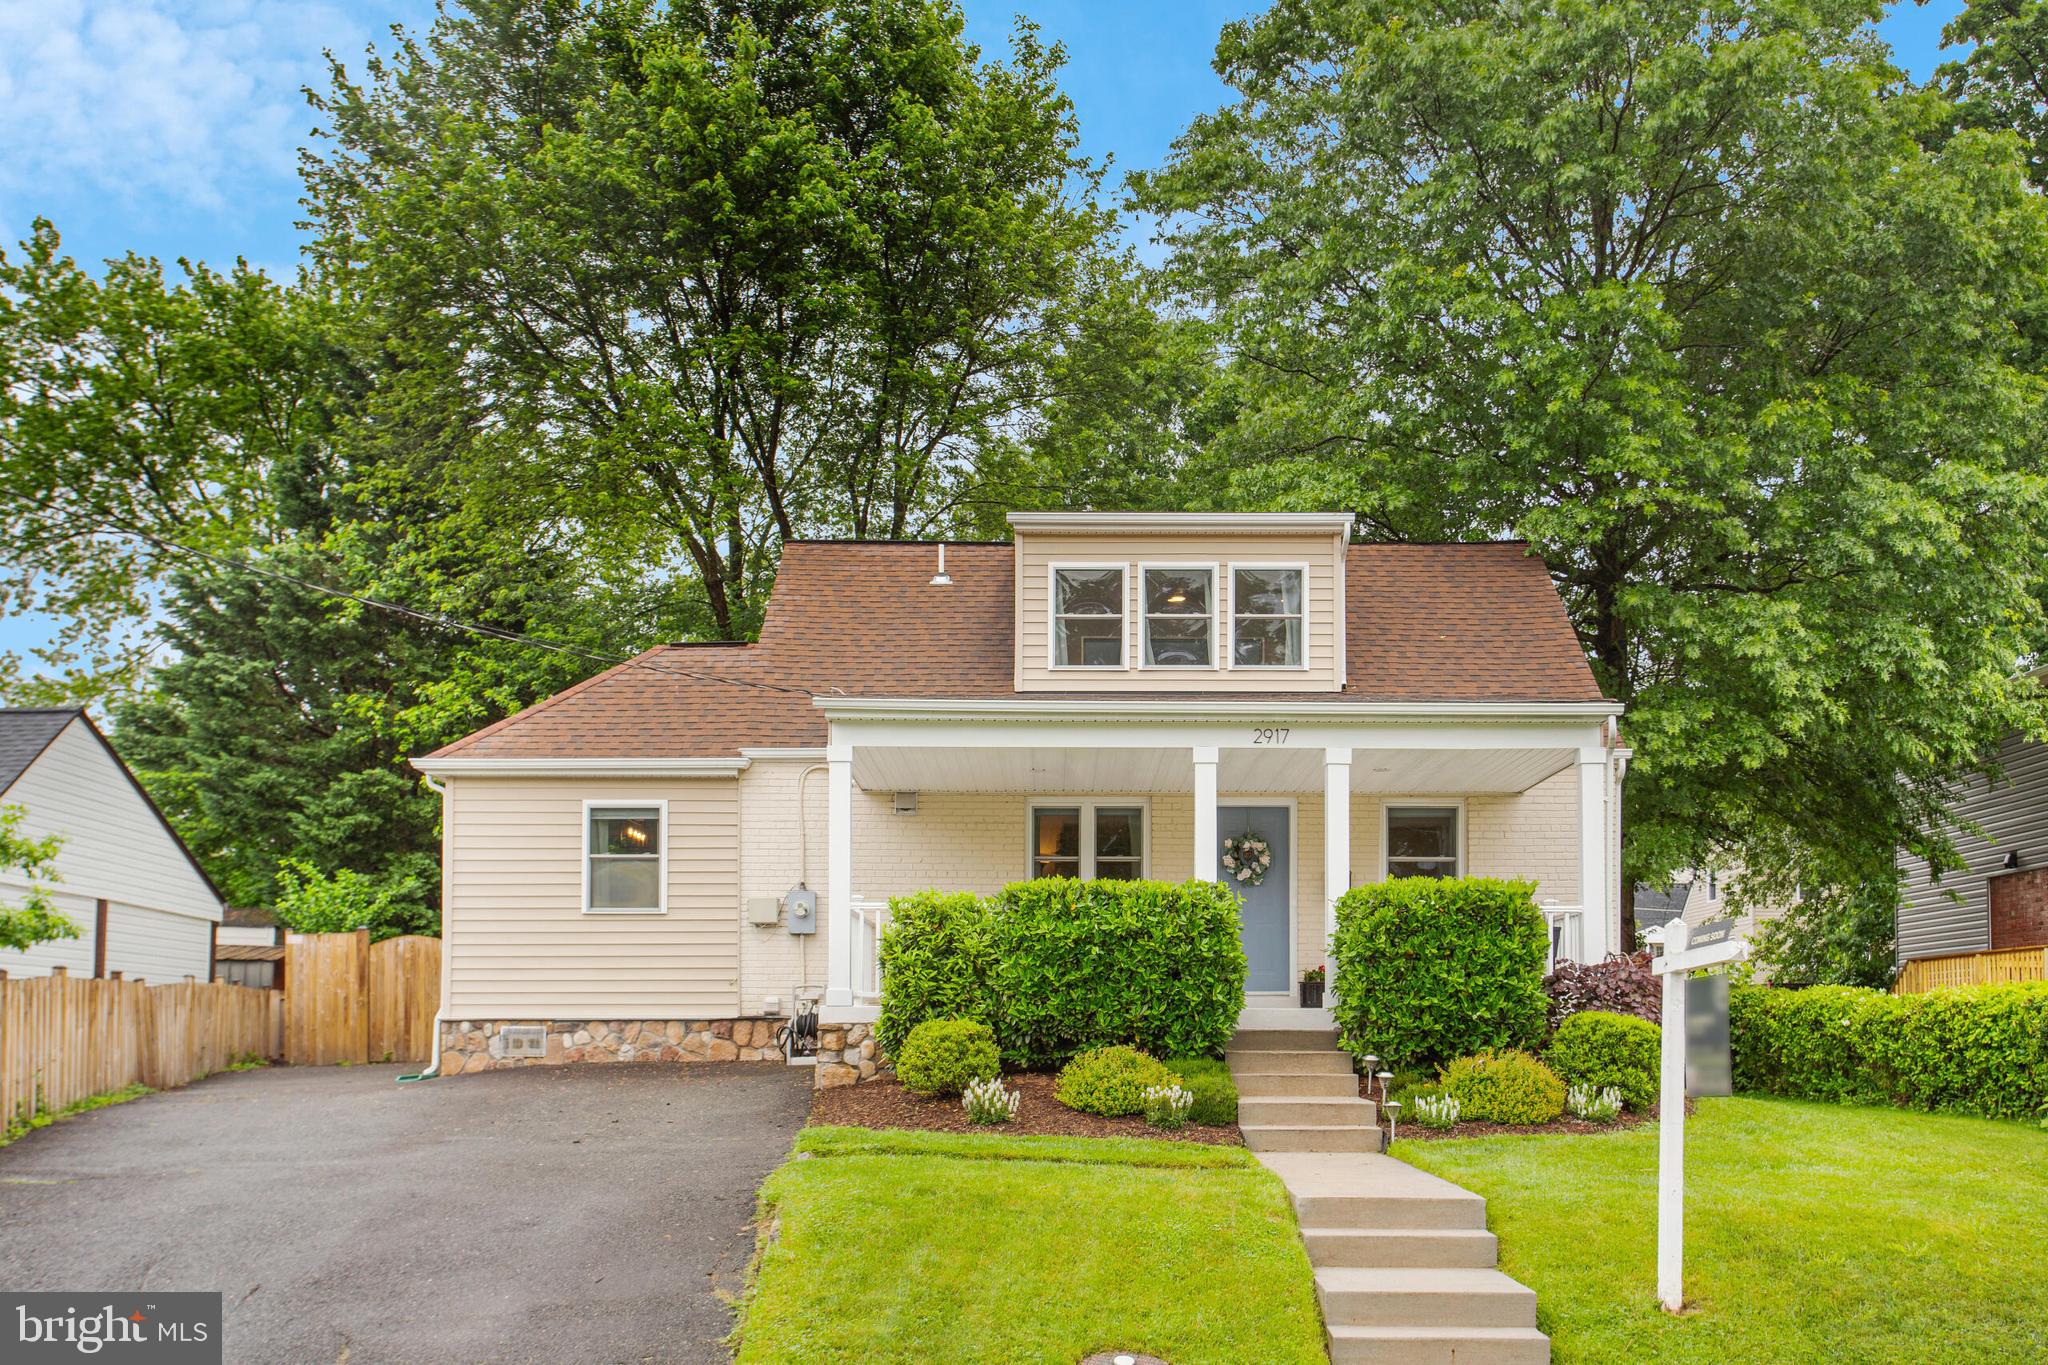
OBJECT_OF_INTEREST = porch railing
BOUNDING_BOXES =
[850,897,889,1006]
[1539,903,1584,972]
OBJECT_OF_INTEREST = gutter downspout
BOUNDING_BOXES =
[399,772,451,1084]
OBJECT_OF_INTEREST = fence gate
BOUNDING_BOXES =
[285,931,441,1065]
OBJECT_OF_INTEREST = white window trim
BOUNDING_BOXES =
[1024,797,1153,879]
[1227,562,1312,671]
[1218,795,1298,999]
[1138,561,1220,671]
[1380,797,1467,881]
[1046,562,1130,670]
[582,798,668,914]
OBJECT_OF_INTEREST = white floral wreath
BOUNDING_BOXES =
[1221,832,1273,887]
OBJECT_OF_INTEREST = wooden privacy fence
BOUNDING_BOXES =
[284,931,441,1065]
[0,971,282,1121]
[1895,944,2048,994]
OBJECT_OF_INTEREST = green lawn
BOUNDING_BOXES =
[736,1125,1324,1364]
[1398,1097,2048,1364]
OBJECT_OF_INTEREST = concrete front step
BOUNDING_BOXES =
[1315,1267,1537,1329]
[1239,1095,1378,1127]
[1260,1153,1488,1230]
[1229,1027,1340,1051]
[1234,1069,1361,1097]
[1327,1324,1551,1365]
[1302,1226,1501,1269]
[1227,1048,1356,1075]
[1240,1122,1383,1153]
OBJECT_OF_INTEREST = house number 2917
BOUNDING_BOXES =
[1251,727,1292,745]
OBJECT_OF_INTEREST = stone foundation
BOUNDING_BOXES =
[438,1018,788,1074]
[813,1022,881,1090]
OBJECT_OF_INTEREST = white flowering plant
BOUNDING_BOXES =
[962,1076,1020,1125]
[1567,1082,1623,1124]
[1142,1083,1195,1130]
[1410,1091,1462,1128]
[1220,832,1274,886]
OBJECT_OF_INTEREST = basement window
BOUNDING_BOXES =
[586,803,665,912]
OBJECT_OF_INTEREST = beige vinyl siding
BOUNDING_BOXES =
[445,777,740,1017]
[1015,531,1344,691]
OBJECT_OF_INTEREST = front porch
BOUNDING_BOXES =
[818,699,1625,1023]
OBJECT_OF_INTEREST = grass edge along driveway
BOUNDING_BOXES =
[735,1125,1325,1365]
[1398,1096,2048,1365]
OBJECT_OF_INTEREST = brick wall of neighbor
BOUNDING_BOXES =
[1989,868,2048,949]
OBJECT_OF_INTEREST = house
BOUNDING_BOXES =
[214,907,285,989]
[1898,726,2048,966]
[413,513,1629,1076]
[0,708,224,983]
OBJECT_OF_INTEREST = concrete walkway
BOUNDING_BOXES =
[1230,1026,1550,1364]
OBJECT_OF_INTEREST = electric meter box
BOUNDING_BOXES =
[785,885,819,935]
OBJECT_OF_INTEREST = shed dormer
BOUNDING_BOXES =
[1008,512,1354,693]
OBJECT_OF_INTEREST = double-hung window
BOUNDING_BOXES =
[1384,805,1459,880]
[1232,567,1306,667]
[1030,803,1146,880]
[586,803,665,912]
[1142,566,1215,667]
[1052,566,1126,667]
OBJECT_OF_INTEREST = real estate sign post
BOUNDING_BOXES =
[1650,919,1749,1312]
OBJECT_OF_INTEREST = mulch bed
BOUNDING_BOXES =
[809,1072,1244,1146]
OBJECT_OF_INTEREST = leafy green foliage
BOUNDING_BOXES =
[3,1082,153,1149]
[0,804,75,952]
[1136,0,2048,942]
[875,892,996,1059]
[1442,1050,1567,1125]
[1939,0,2048,190]
[1542,951,1660,1032]
[272,859,437,942]
[1330,877,1549,1070]
[894,1019,1001,1098]
[1163,1057,1239,1126]
[878,878,1247,1069]
[1053,1046,1174,1117]
[1730,982,2048,1121]
[1547,1011,1661,1112]
[1749,881,1900,988]
[1408,1091,1462,1129]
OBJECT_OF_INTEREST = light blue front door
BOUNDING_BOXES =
[1220,805,1291,994]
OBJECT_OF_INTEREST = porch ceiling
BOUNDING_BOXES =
[847,744,1575,795]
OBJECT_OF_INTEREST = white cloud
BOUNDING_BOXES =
[0,1,403,221]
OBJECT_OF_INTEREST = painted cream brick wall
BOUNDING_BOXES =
[735,757,829,1014]
[1469,768,1581,905]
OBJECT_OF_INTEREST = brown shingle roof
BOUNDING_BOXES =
[426,540,1604,760]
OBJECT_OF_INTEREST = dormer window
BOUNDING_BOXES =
[1142,566,1215,667]
[1052,566,1126,667]
[1232,566,1306,667]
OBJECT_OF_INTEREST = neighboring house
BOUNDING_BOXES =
[1898,728,2048,963]
[0,708,224,983]
[1631,880,1690,944]
[1636,867,1787,970]
[214,907,284,989]
[414,513,1631,1074]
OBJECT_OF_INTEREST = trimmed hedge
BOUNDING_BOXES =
[894,1018,1001,1098]
[1330,876,1549,1070]
[1730,981,2048,1121]
[1546,1010,1660,1111]
[1441,1048,1566,1124]
[877,877,1248,1070]
[1054,1046,1174,1116]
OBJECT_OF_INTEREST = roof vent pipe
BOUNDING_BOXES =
[930,542,952,586]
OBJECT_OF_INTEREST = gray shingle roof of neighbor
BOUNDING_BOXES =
[1632,881,1692,929]
[0,707,80,796]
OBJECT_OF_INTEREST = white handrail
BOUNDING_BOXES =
[1539,903,1585,972]
[850,897,889,1005]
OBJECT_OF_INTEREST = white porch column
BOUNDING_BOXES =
[1578,748,1611,961]
[824,744,855,1007]
[1193,746,1219,881]
[1323,747,1352,965]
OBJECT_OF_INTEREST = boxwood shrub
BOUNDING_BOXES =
[877,877,1247,1070]
[1441,1048,1567,1124]
[1546,1009,1660,1111]
[1053,1045,1174,1116]
[893,1018,1001,1098]
[1330,876,1549,1070]
[1730,981,2048,1121]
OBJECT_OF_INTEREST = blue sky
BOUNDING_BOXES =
[0,0,1972,671]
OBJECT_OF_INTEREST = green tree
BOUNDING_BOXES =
[271,858,439,942]
[0,805,74,952]
[1939,0,2048,189]
[1137,0,2048,951]
[305,0,1112,637]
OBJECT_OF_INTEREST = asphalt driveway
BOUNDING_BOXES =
[0,1062,812,1363]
